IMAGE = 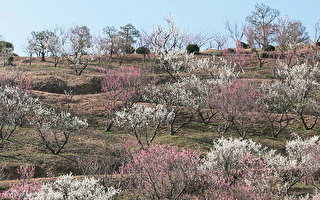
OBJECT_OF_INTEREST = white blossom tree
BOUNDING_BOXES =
[143,80,195,136]
[27,173,120,200]
[115,104,168,148]
[261,62,320,137]
[43,27,68,67]
[32,105,88,154]
[66,25,94,75]
[0,85,38,147]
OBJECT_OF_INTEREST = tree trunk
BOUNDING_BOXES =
[41,52,45,62]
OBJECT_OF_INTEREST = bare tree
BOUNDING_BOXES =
[28,30,55,61]
[151,14,188,52]
[313,19,320,43]
[66,25,94,75]
[44,27,68,67]
[212,32,228,50]
[224,19,246,46]
[102,26,118,60]
[246,3,280,48]
[185,31,214,49]
[22,40,36,65]
[273,16,309,65]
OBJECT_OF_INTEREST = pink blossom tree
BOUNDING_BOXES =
[118,145,202,199]
[273,16,309,66]
[210,79,265,138]
[100,64,155,131]
[0,164,41,200]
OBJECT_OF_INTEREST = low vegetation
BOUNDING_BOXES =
[1,3,320,199]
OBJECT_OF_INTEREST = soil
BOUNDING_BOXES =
[0,51,319,197]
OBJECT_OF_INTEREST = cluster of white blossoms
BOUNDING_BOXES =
[200,135,320,195]
[115,104,169,146]
[0,85,39,146]
[199,137,267,173]
[33,106,88,133]
[27,173,120,200]
[32,104,88,154]
[262,62,320,112]
[115,104,168,130]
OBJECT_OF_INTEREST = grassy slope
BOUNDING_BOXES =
[0,52,319,184]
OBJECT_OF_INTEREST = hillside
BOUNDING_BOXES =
[0,51,319,197]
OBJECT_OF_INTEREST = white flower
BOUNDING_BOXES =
[27,173,120,200]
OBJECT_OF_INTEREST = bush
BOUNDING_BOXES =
[263,45,275,51]
[259,52,269,58]
[136,46,150,62]
[119,145,202,199]
[214,50,223,56]
[186,44,199,53]
[7,56,13,65]
[227,48,235,53]
[240,41,250,49]
[136,46,150,55]
[27,173,120,200]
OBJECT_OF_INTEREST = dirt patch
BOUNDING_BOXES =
[32,76,102,94]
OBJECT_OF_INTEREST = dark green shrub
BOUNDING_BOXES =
[186,44,199,53]
[263,45,275,51]
[240,42,250,49]
[0,41,14,53]
[259,52,269,58]
[136,46,150,55]
[8,57,13,65]
[136,46,150,62]
[227,48,235,53]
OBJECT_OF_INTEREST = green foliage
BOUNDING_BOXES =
[136,46,150,55]
[259,52,269,58]
[265,74,277,79]
[227,48,235,53]
[119,23,140,44]
[186,44,199,53]
[7,57,13,65]
[0,41,13,53]
[214,50,223,56]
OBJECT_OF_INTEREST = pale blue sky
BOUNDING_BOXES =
[0,0,319,56]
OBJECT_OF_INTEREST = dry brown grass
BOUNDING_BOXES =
[0,51,319,187]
